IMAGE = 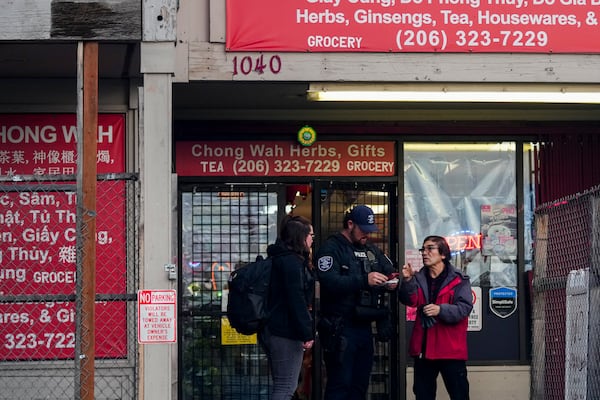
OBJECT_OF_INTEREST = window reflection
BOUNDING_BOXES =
[404,142,519,289]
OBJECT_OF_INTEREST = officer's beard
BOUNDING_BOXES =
[351,226,368,247]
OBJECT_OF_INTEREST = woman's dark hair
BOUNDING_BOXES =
[280,215,312,255]
[423,235,452,266]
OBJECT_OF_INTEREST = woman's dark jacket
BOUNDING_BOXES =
[265,242,315,342]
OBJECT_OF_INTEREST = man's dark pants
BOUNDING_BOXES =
[413,357,470,400]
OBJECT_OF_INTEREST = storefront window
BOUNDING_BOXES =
[403,141,537,361]
[404,142,517,288]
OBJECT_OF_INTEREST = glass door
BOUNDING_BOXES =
[179,184,280,400]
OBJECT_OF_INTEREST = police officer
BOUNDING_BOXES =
[316,205,398,400]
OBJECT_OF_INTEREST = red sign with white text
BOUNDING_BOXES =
[0,114,124,175]
[0,114,127,360]
[226,0,600,53]
[176,141,396,177]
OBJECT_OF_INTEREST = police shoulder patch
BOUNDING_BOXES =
[318,256,334,272]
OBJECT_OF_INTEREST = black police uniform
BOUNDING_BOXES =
[316,233,395,400]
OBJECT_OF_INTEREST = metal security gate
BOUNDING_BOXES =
[178,181,398,400]
[179,184,282,400]
[313,181,399,400]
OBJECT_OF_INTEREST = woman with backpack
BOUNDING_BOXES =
[259,214,315,400]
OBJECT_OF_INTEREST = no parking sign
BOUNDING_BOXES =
[138,290,177,344]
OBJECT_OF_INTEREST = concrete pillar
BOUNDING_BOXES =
[140,41,176,400]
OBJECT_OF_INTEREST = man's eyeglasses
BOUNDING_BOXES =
[418,245,438,254]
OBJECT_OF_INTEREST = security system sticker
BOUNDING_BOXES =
[489,286,517,318]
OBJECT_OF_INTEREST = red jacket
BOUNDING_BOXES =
[399,264,472,360]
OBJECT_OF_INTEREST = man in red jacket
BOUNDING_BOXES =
[399,235,473,400]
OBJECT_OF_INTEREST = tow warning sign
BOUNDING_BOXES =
[137,289,177,344]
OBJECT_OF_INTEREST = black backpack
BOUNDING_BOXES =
[226,255,275,335]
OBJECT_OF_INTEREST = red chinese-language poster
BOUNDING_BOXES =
[0,114,127,360]
[226,0,600,53]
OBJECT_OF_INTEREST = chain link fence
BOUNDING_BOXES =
[532,184,600,400]
[0,173,139,400]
